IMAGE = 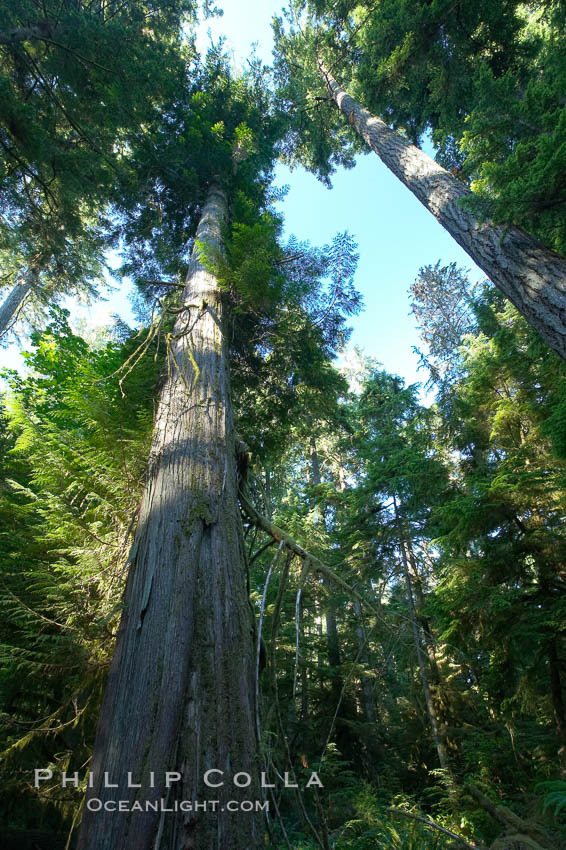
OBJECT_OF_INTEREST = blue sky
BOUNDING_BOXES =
[3,0,485,387]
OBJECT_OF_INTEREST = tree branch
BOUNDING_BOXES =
[139,279,184,289]
[239,489,381,618]
[463,785,552,848]
[387,808,481,849]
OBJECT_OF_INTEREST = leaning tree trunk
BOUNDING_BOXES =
[77,186,262,850]
[318,62,566,362]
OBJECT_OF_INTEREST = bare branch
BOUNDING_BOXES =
[239,489,381,619]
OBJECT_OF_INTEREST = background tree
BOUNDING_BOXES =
[272,2,566,362]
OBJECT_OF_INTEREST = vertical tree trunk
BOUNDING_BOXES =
[265,466,272,520]
[394,499,452,780]
[308,436,341,678]
[0,272,36,338]
[308,433,358,769]
[318,62,566,362]
[404,535,442,688]
[299,594,309,727]
[549,636,566,775]
[323,597,341,675]
[77,186,262,850]
[353,597,377,725]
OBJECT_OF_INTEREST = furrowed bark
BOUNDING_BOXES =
[77,186,262,850]
[318,62,566,362]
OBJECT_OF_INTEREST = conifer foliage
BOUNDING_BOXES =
[0,2,566,849]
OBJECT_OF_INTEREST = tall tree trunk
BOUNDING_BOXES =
[299,594,309,728]
[318,63,566,362]
[394,498,452,781]
[352,596,382,779]
[288,591,310,755]
[316,598,324,680]
[308,436,341,678]
[265,465,272,520]
[77,186,262,850]
[308,433,356,769]
[353,597,377,725]
[549,636,566,775]
[404,535,442,688]
[0,272,36,338]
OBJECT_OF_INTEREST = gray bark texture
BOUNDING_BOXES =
[319,63,566,361]
[77,186,262,850]
[0,274,35,339]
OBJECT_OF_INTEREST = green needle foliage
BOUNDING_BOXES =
[273,0,566,251]
[0,309,161,830]
[0,5,565,849]
[0,0,199,334]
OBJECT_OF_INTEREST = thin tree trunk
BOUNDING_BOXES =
[316,598,324,681]
[308,436,341,678]
[308,432,356,772]
[324,598,341,674]
[299,594,309,727]
[352,595,381,779]
[77,186,262,850]
[353,597,377,725]
[309,434,322,491]
[318,62,566,362]
[405,535,442,688]
[394,498,452,780]
[265,465,272,519]
[0,273,36,338]
[288,591,309,751]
